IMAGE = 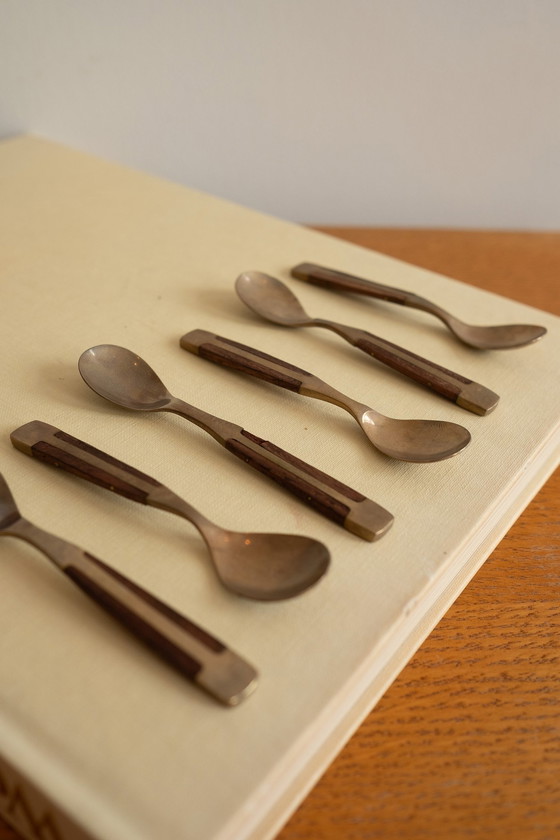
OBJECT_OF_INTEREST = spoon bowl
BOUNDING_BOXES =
[359,412,469,462]
[236,271,313,326]
[441,318,546,350]
[205,529,329,601]
[79,345,173,410]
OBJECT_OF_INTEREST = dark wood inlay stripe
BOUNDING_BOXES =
[225,437,352,526]
[54,430,160,486]
[198,343,303,392]
[239,430,366,501]
[71,553,225,653]
[31,441,152,504]
[355,337,465,400]
[211,334,312,377]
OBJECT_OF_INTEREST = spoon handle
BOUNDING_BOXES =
[291,262,441,317]
[291,264,547,351]
[0,481,256,706]
[10,420,206,525]
[312,318,499,416]
[180,329,358,414]
[165,399,392,541]
[11,419,392,541]
[220,426,392,540]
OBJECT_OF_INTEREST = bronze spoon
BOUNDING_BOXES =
[0,471,257,705]
[181,330,471,463]
[235,271,500,416]
[78,344,394,541]
[11,420,330,601]
[291,262,547,350]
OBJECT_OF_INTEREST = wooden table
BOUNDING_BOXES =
[2,229,559,840]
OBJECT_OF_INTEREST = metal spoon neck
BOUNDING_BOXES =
[164,396,239,444]
[310,317,360,341]
[0,506,21,532]
[1,516,79,570]
[401,291,451,323]
[300,380,371,424]
[311,316,340,330]
[147,485,220,541]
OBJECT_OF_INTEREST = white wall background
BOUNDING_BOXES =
[1,0,559,227]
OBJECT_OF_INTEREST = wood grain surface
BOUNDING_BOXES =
[1,229,559,840]
[275,228,560,840]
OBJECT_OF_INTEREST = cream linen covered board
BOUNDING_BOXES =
[0,136,559,840]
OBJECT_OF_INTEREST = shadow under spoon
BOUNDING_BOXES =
[235,271,500,416]
[11,420,330,601]
[291,262,547,350]
[181,330,471,463]
[0,471,257,705]
[77,344,393,541]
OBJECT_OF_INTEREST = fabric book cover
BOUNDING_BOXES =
[0,136,559,840]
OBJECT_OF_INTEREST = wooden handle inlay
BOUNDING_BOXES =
[225,437,351,526]
[239,430,365,502]
[292,262,410,304]
[182,329,312,392]
[354,337,466,402]
[11,421,162,503]
[199,342,304,392]
[30,440,156,504]
[70,553,226,653]
[52,429,161,486]
[224,428,369,527]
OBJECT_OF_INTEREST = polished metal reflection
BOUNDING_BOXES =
[180,330,471,462]
[291,262,547,349]
[78,345,394,542]
[0,472,258,705]
[234,271,500,416]
[11,420,330,602]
